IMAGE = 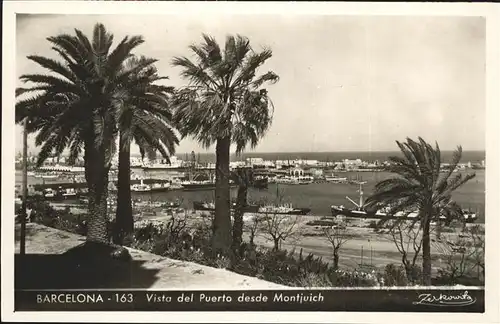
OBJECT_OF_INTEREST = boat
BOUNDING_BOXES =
[325,174,348,183]
[193,201,259,213]
[330,182,387,219]
[61,187,78,199]
[35,173,59,179]
[182,180,238,191]
[257,204,311,215]
[182,180,216,191]
[43,188,60,201]
[169,183,184,190]
[131,180,151,192]
[142,161,184,170]
[150,182,171,192]
[142,164,183,170]
[330,183,478,223]
[275,175,314,185]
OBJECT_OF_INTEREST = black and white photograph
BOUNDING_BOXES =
[2,1,500,323]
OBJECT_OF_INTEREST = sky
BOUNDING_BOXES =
[15,14,486,155]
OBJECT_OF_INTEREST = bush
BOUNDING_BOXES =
[328,269,383,287]
[30,204,423,288]
[383,263,409,286]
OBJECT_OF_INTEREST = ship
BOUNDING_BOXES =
[130,179,153,192]
[35,173,59,179]
[61,187,78,199]
[257,204,311,215]
[324,174,348,183]
[42,188,61,201]
[330,182,413,219]
[149,182,171,192]
[192,201,310,215]
[142,163,184,170]
[275,175,314,185]
[182,179,238,191]
[330,182,478,222]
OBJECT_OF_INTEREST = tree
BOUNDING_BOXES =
[433,224,484,285]
[386,220,423,283]
[365,137,475,285]
[231,167,254,251]
[113,56,179,245]
[258,189,302,251]
[171,34,279,255]
[322,224,352,269]
[16,23,152,244]
[244,214,262,247]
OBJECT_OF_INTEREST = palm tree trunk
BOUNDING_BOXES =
[232,181,247,251]
[20,119,28,255]
[213,136,232,255]
[84,144,111,244]
[115,134,133,245]
[422,214,432,285]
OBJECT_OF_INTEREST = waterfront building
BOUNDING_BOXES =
[247,157,264,165]
[230,161,246,168]
[289,167,305,177]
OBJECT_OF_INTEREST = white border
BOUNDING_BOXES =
[2,1,500,323]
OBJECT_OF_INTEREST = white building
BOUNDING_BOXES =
[247,157,264,165]
[230,161,247,168]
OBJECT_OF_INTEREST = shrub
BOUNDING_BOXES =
[383,263,409,286]
[29,205,417,288]
[328,269,383,287]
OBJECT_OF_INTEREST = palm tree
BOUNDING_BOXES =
[15,23,153,245]
[113,56,179,245]
[365,137,475,285]
[171,34,279,254]
[231,167,254,252]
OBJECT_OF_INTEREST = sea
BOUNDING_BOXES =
[170,150,486,164]
[15,151,486,223]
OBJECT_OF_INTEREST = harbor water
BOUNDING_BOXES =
[15,169,486,223]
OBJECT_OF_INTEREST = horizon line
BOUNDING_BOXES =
[168,149,487,155]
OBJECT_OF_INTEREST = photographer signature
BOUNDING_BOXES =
[413,291,476,307]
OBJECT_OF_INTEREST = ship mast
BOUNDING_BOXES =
[359,182,364,208]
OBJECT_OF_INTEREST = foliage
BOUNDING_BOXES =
[365,137,476,285]
[255,189,303,250]
[432,228,485,286]
[171,34,279,152]
[16,23,158,243]
[385,220,423,284]
[30,202,483,288]
[171,34,279,254]
[383,263,409,287]
[114,55,180,244]
[322,224,352,269]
